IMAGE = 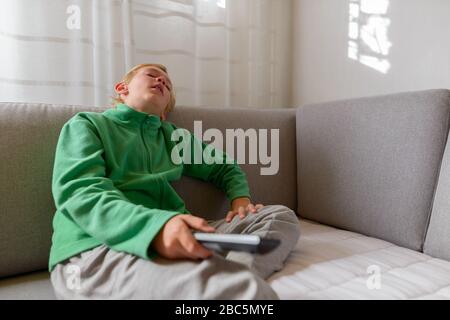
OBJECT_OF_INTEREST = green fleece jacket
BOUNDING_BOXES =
[48,103,250,271]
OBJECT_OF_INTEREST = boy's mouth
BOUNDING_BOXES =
[151,85,164,96]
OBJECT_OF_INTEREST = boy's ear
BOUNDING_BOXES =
[114,81,128,95]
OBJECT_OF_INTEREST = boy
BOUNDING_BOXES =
[49,63,300,299]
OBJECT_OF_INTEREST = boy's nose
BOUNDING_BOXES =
[157,78,166,85]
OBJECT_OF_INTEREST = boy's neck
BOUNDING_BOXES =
[124,100,160,117]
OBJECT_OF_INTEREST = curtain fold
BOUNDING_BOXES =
[0,0,292,108]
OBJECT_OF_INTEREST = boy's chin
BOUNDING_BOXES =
[143,103,166,118]
[141,96,165,110]
[146,94,167,104]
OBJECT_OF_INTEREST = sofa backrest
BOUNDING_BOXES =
[0,102,297,278]
[0,103,100,278]
[296,89,450,252]
[166,106,297,220]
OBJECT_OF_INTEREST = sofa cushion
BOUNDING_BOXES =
[0,271,55,300]
[296,89,450,251]
[0,102,297,278]
[269,219,450,299]
[424,125,450,260]
[0,103,103,278]
[167,106,297,220]
[2,220,449,300]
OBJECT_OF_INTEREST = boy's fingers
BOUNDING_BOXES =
[226,211,236,222]
[178,233,198,259]
[255,204,264,210]
[238,206,246,219]
[248,203,257,213]
[183,215,215,232]
[179,231,212,259]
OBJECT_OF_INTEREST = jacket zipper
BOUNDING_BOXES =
[141,122,152,172]
[142,121,162,208]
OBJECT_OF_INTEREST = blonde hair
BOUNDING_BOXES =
[111,63,176,114]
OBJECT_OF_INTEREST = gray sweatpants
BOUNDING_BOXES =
[50,205,300,300]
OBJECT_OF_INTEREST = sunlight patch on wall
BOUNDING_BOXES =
[216,0,226,9]
[348,0,392,74]
[201,0,226,9]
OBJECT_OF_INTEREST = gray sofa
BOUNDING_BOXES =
[1,89,450,299]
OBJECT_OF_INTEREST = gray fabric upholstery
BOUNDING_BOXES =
[0,271,54,300]
[296,89,450,251]
[424,128,450,260]
[0,102,297,279]
[167,106,298,221]
[2,89,450,298]
[0,103,103,278]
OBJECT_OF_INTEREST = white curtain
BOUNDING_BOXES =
[0,0,292,109]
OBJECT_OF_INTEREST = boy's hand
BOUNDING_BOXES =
[226,197,264,223]
[151,214,216,260]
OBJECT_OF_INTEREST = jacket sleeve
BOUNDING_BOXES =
[170,125,251,204]
[52,115,180,259]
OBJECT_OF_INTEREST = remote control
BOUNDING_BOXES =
[193,232,281,254]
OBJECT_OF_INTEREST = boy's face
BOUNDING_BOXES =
[115,66,172,118]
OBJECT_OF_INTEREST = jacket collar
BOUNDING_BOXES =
[104,103,162,129]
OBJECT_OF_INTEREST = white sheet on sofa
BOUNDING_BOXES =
[268,219,450,300]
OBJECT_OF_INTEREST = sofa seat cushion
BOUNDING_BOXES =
[2,219,450,300]
[0,271,55,300]
[268,219,450,299]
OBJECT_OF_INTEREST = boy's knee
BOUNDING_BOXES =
[265,205,301,243]
[265,205,299,223]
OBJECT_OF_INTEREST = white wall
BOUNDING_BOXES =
[291,0,450,106]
